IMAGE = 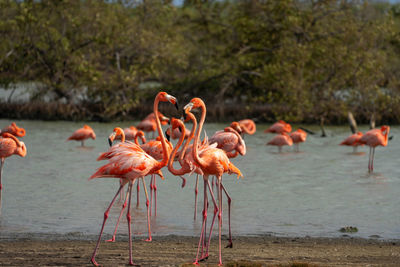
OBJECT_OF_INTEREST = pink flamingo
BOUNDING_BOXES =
[89,92,178,266]
[1,122,26,137]
[359,126,390,172]
[264,120,292,134]
[186,97,243,265]
[209,121,246,158]
[267,133,293,152]
[165,126,191,140]
[238,119,256,136]
[67,125,96,146]
[167,112,203,220]
[0,133,27,213]
[114,126,137,141]
[105,127,152,243]
[137,112,169,138]
[290,129,307,152]
[339,131,364,153]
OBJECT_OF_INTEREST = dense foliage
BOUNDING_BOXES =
[1,0,400,123]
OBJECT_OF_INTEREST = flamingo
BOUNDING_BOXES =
[114,126,137,141]
[67,125,96,146]
[238,119,256,136]
[359,125,390,172]
[209,121,246,158]
[267,133,293,152]
[105,127,151,243]
[0,133,27,214]
[339,131,363,153]
[137,112,169,138]
[167,112,203,220]
[185,97,243,265]
[1,122,26,137]
[264,120,292,134]
[290,129,307,152]
[89,92,178,266]
[165,126,191,140]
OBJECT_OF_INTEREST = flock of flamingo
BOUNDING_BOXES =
[0,92,391,266]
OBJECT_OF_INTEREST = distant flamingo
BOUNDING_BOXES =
[67,125,96,146]
[114,126,137,141]
[339,132,363,153]
[264,120,292,134]
[137,112,169,138]
[89,92,178,266]
[185,97,243,265]
[359,126,390,172]
[1,122,26,137]
[209,121,246,158]
[238,119,256,136]
[0,133,27,214]
[165,126,191,140]
[267,133,293,152]
[290,129,307,152]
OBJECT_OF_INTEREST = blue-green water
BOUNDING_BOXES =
[0,119,399,240]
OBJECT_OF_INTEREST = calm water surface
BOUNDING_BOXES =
[0,119,399,240]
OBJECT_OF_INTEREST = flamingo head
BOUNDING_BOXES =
[184,97,204,112]
[108,127,124,146]
[229,122,242,134]
[16,141,27,157]
[158,92,179,110]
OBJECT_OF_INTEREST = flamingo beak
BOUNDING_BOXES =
[165,130,170,142]
[108,133,116,147]
[183,102,193,112]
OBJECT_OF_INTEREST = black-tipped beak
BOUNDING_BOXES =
[108,138,113,147]
[175,101,179,111]
[165,130,170,142]
[182,109,187,120]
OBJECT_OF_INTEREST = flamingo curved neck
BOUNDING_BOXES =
[192,103,207,170]
[179,112,197,162]
[153,95,169,170]
[168,122,187,176]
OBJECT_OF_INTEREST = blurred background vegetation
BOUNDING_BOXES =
[1,0,400,124]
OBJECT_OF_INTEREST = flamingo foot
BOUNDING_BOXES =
[128,260,140,266]
[199,254,209,261]
[90,258,99,267]
[181,177,187,188]
[144,237,152,242]
[225,240,233,248]
[192,261,200,265]
[106,236,116,242]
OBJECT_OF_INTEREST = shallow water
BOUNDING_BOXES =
[0,119,399,240]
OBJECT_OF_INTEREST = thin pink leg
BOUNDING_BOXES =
[90,183,125,266]
[119,179,124,202]
[217,177,223,266]
[149,175,154,217]
[136,178,140,207]
[368,147,372,172]
[0,158,4,215]
[371,147,375,172]
[106,186,130,242]
[194,179,208,265]
[221,183,233,248]
[153,175,157,216]
[142,178,152,241]
[126,181,135,265]
[203,179,219,260]
[194,174,199,220]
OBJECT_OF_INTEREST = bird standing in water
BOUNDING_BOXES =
[67,125,96,147]
[0,133,27,214]
[359,126,390,172]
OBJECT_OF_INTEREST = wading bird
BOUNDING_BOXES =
[137,112,169,138]
[264,120,292,134]
[238,119,256,136]
[67,125,96,147]
[0,133,27,213]
[114,126,137,141]
[185,97,242,265]
[209,122,246,158]
[1,122,26,137]
[290,129,307,152]
[89,92,178,266]
[359,126,390,172]
[339,132,364,153]
[267,133,293,152]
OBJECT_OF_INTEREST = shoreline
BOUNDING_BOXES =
[0,235,399,266]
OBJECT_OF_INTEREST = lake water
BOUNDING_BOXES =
[0,119,399,241]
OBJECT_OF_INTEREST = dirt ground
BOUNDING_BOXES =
[0,235,399,266]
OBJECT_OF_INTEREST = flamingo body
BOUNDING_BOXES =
[264,120,292,134]
[340,132,363,146]
[238,119,256,135]
[1,122,26,137]
[359,125,390,172]
[67,125,96,146]
[290,129,307,144]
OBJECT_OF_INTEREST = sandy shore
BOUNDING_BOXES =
[0,235,399,266]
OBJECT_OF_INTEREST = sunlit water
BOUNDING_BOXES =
[0,119,399,240]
